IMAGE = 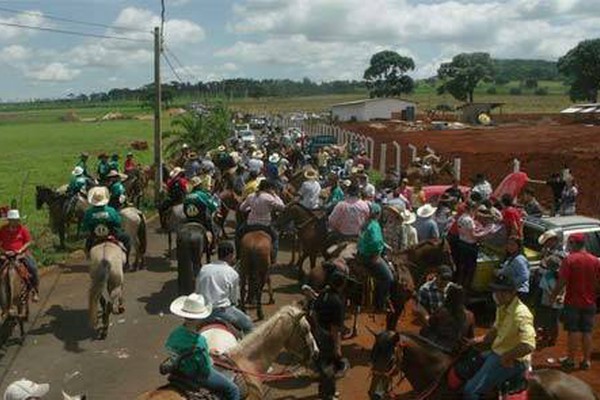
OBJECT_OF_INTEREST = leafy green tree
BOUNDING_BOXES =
[163,102,232,156]
[437,52,495,103]
[558,38,600,102]
[363,50,415,98]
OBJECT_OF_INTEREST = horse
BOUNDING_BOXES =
[88,241,126,339]
[164,204,186,258]
[175,222,206,296]
[368,331,599,400]
[0,253,31,342]
[239,230,274,321]
[404,160,455,184]
[124,168,148,208]
[217,189,241,239]
[120,207,147,271]
[276,202,327,280]
[35,185,85,249]
[136,303,319,400]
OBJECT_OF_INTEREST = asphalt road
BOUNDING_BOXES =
[0,220,329,400]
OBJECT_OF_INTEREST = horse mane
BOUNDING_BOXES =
[231,304,302,355]
[401,332,453,356]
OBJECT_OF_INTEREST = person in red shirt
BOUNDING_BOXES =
[0,209,39,301]
[500,194,523,239]
[552,233,600,370]
[124,152,136,174]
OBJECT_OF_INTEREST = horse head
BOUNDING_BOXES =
[282,304,319,367]
[368,330,403,400]
[35,185,53,209]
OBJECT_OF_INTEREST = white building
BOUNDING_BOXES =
[331,98,417,122]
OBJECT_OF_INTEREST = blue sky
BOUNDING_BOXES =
[0,0,598,100]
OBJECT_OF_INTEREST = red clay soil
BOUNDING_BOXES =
[344,122,600,217]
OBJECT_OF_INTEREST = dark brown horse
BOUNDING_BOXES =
[217,189,241,239]
[369,331,598,400]
[124,168,148,208]
[0,254,30,343]
[35,185,85,249]
[239,230,274,321]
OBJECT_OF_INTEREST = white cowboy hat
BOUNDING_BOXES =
[341,179,352,187]
[401,210,417,225]
[252,150,264,159]
[268,153,281,164]
[169,293,212,320]
[538,229,559,245]
[72,166,84,176]
[217,145,226,152]
[169,167,184,179]
[88,187,110,207]
[6,209,20,220]
[417,204,437,218]
[107,170,126,179]
[304,168,318,180]
[182,143,190,149]
[229,151,241,163]
[4,379,50,400]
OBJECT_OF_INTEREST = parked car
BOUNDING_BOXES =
[238,129,256,144]
[306,134,337,156]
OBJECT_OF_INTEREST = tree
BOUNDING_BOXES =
[558,38,600,103]
[437,52,495,103]
[363,50,415,98]
[163,102,232,156]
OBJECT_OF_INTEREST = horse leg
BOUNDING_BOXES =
[256,275,265,321]
[266,273,274,305]
[239,265,247,313]
[350,305,360,338]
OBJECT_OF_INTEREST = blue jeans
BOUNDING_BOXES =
[22,255,39,289]
[463,351,526,400]
[199,369,240,400]
[363,255,394,310]
[212,306,254,335]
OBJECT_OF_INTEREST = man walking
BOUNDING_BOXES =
[196,241,254,335]
[552,233,600,370]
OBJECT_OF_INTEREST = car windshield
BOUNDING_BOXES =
[581,231,600,257]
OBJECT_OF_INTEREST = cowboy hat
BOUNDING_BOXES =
[170,293,212,319]
[169,167,184,178]
[417,204,437,218]
[80,152,89,158]
[401,209,416,225]
[538,230,559,245]
[97,152,108,159]
[72,166,84,176]
[6,209,20,220]
[182,143,190,149]
[268,153,281,164]
[217,145,226,152]
[304,168,318,180]
[189,176,202,189]
[252,150,264,159]
[126,151,133,157]
[88,187,110,207]
[4,379,50,400]
[186,151,198,161]
[489,273,517,292]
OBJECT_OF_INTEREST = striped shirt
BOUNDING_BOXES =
[241,191,285,226]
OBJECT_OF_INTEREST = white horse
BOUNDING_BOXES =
[120,207,147,270]
[166,203,186,257]
[88,241,126,339]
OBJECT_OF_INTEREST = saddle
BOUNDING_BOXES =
[198,319,243,341]
[448,348,529,399]
[91,235,127,254]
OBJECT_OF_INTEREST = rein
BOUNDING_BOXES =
[211,355,304,382]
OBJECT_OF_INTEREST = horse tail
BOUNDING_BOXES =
[137,212,147,256]
[248,248,260,305]
[89,257,110,328]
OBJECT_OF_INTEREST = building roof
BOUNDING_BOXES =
[457,102,504,110]
[331,98,416,108]
[560,104,600,114]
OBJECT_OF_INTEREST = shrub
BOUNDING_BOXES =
[509,87,522,95]
[486,87,497,95]
[534,87,549,96]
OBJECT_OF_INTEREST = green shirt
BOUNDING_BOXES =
[97,161,110,179]
[68,176,89,194]
[358,219,385,257]
[108,160,120,172]
[165,325,212,379]
[327,186,345,207]
[184,189,219,217]
[82,205,122,234]
[75,159,89,176]
[110,181,126,198]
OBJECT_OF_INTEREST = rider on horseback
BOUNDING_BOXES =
[327,183,370,245]
[68,167,92,196]
[75,152,91,178]
[183,176,220,251]
[106,170,127,210]
[298,168,321,210]
[160,167,189,214]
[96,153,110,184]
[83,187,131,268]
[124,152,136,174]
[108,153,120,172]
[0,209,40,302]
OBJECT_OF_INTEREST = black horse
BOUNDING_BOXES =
[175,222,208,295]
[35,185,84,249]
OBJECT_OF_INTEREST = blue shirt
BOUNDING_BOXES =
[499,254,530,293]
[415,217,440,242]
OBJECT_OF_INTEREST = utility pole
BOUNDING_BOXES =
[153,26,162,204]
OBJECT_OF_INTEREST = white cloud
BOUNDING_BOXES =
[0,10,45,42]
[0,45,31,62]
[25,62,81,82]
[170,0,192,6]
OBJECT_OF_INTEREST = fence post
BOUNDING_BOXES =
[367,137,375,167]
[453,157,462,181]
[408,144,417,162]
[380,143,387,174]
[513,158,521,173]
[393,141,401,176]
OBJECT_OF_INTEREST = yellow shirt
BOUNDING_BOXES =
[243,178,261,199]
[492,297,536,361]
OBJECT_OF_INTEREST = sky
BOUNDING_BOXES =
[0,0,598,100]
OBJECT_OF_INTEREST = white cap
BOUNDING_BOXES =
[6,209,20,220]
[4,379,50,400]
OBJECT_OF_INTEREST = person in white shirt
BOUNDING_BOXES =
[471,173,493,201]
[196,241,254,334]
[298,168,322,210]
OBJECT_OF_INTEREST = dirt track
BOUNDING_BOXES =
[345,122,600,216]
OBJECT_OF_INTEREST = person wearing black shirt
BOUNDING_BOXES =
[546,172,565,215]
[312,262,348,400]
[443,178,465,204]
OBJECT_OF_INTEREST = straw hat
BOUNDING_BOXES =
[72,166,84,176]
[6,209,20,220]
[170,293,212,319]
[304,168,318,180]
[417,204,437,218]
[186,151,198,161]
[401,209,416,225]
[107,170,127,179]
[88,187,110,207]
[268,153,281,164]
[341,179,352,188]
[169,167,184,178]
[217,145,226,152]
[538,230,559,245]
[252,150,264,159]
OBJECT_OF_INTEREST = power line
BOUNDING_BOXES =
[0,21,152,42]
[162,51,185,83]
[163,45,198,83]
[0,5,149,33]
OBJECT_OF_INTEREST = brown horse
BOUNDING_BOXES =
[124,168,148,208]
[239,231,274,321]
[35,185,85,249]
[276,202,327,279]
[369,331,598,400]
[136,303,319,400]
[217,189,241,239]
[0,254,30,342]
